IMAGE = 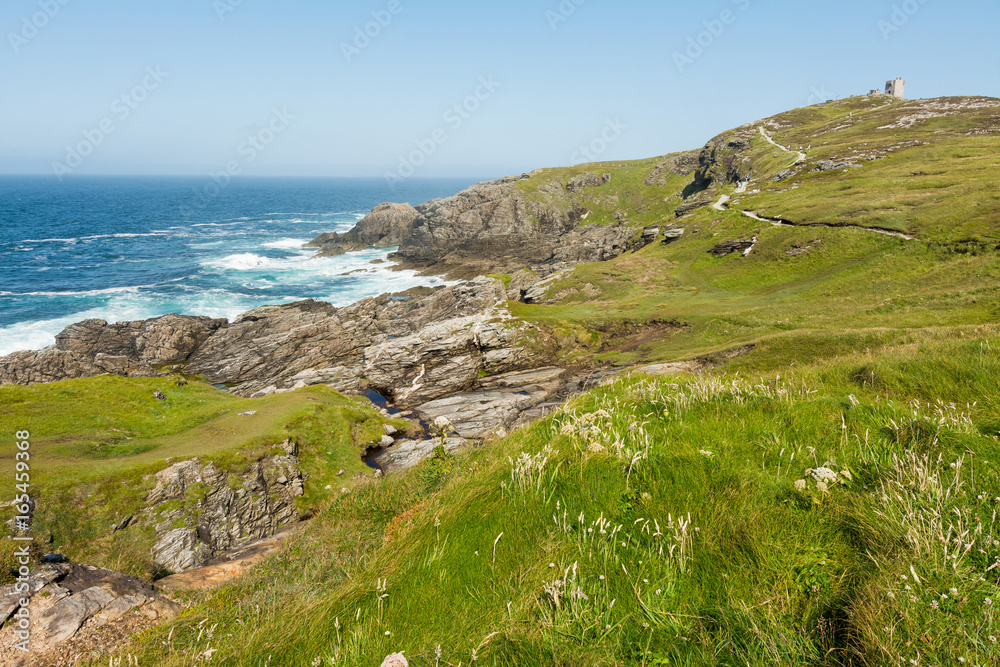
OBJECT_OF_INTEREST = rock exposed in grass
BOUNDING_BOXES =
[145,447,304,573]
[0,564,180,666]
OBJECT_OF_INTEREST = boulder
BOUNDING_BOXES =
[414,367,568,439]
[0,314,226,385]
[662,226,685,244]
[306,202,420,256]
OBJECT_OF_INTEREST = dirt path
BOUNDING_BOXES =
[712,181,748,211]
[759,126,807,163]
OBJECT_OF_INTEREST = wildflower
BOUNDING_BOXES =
[931,600,939,610]
[385,631,391,636]
[840,470,853,482]
[950,588,958,595]
[698,450,714,458]
[588,443,606,453]
[809,467,839,485]
[433,416,452,430]
[986,598,994,607]
[794,480,807,492]
[991,636,998,643]
[599,575,605,580]
[816,481,829,495]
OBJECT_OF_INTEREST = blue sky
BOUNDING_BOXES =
[1,0,997,179]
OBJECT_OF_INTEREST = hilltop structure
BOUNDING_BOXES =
[885,77,906,98]
[867,78,906,99]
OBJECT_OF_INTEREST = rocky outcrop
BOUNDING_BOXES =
[0,314,225,385]
[0,277,557,402]
[0,564,180,666]
[566,172,611,191]
[674,192,715,217]
[413,367,569,439]
[709,239,757,257]
[643,150,701,186]
[374,437,468,474]
[145,442,304,573]
[812,159,863,172]
[156,529,298,592]
[382,175,640,278]
[181,277,554,401]
[306,202,420,256]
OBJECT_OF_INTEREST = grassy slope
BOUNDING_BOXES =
[509,97,1000,369]
[0,96,994,665]
[114,331,1000,666]
[514,155,694,227]
[0,378,401,579]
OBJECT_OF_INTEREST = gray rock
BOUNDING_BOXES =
[506,269,542,302]
[565,172,611,191]
[812,159,862,172]
[644,151,701,186]
[306,202,420,256]
[387,176,639,278]
[0,314,226,385]
[35,585,116,645]
[661,226,685,244]
[374,437,468,473]
[414,367,567,439]
[146,454,305,574]
[709,239,756,257]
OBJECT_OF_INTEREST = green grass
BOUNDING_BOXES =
[108,332,1000,666]
[0,379,400,579]
[2,94,997,665]
[514,153,695,228]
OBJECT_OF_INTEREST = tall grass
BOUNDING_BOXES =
[103,332,1000,666]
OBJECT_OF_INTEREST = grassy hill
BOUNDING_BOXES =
[0,378,402,579]
[1,96,998,666]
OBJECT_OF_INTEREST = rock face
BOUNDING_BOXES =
[306,202,420,256]
[181,277,555,401]
[0,278,558,402]
[413,367,569,439]
[644,150,701,186]
[0,564,180,666]
[566,172,611,191]
[812,159,863,172]
[709,239,757,257]
[0,314,225,385]
[145,442,304,573]
[351,175,640,278]
[374,437,468,474]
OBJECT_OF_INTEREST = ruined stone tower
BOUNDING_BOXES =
[885,78,906,98]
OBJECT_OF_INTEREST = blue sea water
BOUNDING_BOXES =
[0,176,480,356]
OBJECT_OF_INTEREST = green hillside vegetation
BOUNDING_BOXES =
[514,155,695,227]
[0,379,402,579]
[0,96,996,666]
[111,332,1000,666]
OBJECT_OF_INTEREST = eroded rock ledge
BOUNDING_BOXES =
[0,277,560,403]
[307,174,644,279]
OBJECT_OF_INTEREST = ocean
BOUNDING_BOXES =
[0,176,481,357]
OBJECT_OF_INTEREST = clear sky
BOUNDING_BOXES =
[1,0,997,180]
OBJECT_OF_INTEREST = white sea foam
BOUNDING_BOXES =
[208,253,276,270]
[21,238,79,244]
[261,238,309,250]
